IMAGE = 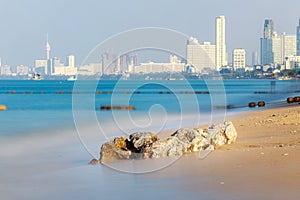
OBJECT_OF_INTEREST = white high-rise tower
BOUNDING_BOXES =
[46,33,51,60]
[66,54,75,68]
[215,15,227,70]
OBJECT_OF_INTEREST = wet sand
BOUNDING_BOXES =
[143,105,300,199]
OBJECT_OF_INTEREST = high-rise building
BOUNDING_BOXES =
[200,42,216,69]
[215,15,227,70]
[271,32,296,65]
[282,33,296,58]
[187,37,216,71]
[252,52,260,66]
[260,38,273,65]
[233,49,246,69]
[260,19,296,66]
[35,34,52,75]
[46,33,51,60]
[297,19,300,56]
[101,52,116,75]
[66,55,75,68]
[272,32,283,64]
[263,19,274,39]
[260,19,275,65]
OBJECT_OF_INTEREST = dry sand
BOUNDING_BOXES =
[143,105,300,199]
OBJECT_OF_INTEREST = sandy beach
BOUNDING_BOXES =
[139,104,300,199]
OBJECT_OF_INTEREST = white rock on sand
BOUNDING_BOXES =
[98,121,238,163]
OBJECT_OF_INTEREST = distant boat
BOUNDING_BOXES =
[167,77,176,80]
[167,74,176,80]
[32,73,42,80]
[67,75,77,81]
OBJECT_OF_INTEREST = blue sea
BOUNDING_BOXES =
[0,79,299,200]
[0,79,298,136]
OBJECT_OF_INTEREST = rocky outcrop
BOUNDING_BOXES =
[98,121,237,163]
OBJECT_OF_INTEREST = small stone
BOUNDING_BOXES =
[282,153,289,156]
[204,145,215,151]
[261,152,265,155]
[220,182,225,185]
[89,158,100,165]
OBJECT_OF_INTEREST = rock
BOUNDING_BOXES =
[127,132,158,153]
[100,137,131,162]
[114,137,127,149]
[171,128,210,152]
[210,131,227,147]
[100,132,158,161]
[148,137,184,158]
[224,121,238,144]
[208,121,237,147]
[89,158,100,165]
[99,121,237,162]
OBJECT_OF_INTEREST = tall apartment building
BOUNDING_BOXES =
[215,15,227,70]
[233,49,246,69]
[297,19,300,56]
[260,19,274,65]
[186,37,216,72]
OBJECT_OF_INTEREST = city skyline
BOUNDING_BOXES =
[1,15,300,75]
[0,0,300,67]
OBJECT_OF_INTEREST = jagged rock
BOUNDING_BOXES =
[99,121,237,162]
[100,132,158,162]
[114,137,127,149]
[224,121,238,144]
[100,137,131,162]
[89,158,100,165]
[171,128,210,152]
[208,121,237,147]
[149,137,184,158]
[210,132,227,147]
[126,132,158,153]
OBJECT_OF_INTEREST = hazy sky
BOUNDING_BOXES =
[0,0,300,66]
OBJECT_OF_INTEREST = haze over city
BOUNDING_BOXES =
[1,0,300,67]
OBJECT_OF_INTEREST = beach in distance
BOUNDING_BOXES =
[0,80,300,200]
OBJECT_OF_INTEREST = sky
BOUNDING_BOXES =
[0,0,300,66]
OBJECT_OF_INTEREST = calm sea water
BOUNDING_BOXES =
[0,79,299,137]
